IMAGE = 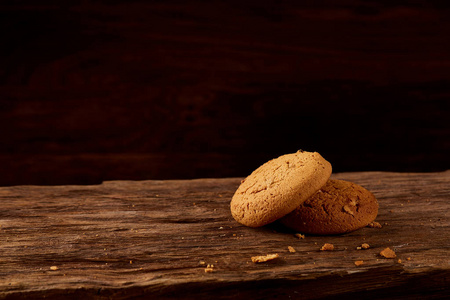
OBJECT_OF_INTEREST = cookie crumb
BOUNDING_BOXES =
[320,243,334,251]
[354,260,364,266]
[204,264,214,273]
[295,233,305,239]
[380,247,396,258]
[251,254,279,263]
[367,221,382,228]
[397,259,402,263]
[294,233,305,239]
[50,266,59,271]
[288,246,296,253]
[407,257,411,261]
[361,243,370,249]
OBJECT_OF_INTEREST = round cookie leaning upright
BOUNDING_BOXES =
[230,150,332,227]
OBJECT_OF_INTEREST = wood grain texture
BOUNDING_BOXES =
[0,171,449,299]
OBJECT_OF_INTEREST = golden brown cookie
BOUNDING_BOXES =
[279,179,378,235]
[230,150,332,227]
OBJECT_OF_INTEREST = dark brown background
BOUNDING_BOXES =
[1,0,449,186]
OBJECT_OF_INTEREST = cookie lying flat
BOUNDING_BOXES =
[230,150,332,227]
[279,179,378,235]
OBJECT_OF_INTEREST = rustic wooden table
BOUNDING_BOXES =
[1,171,449,299]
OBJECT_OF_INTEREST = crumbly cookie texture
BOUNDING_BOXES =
[380,247,396,258]
[280,179,378,235]
[320,243,334,251]
[367,221,382,228]
[230,150,332,227]
[354,260,364,266]
[251,253,279,263]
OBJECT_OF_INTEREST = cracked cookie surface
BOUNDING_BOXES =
[230,150,332,227]
[279,179,378,234]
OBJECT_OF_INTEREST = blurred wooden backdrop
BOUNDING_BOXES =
[1,0,449,186]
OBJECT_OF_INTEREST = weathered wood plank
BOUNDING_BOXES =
[0,171,449,299]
